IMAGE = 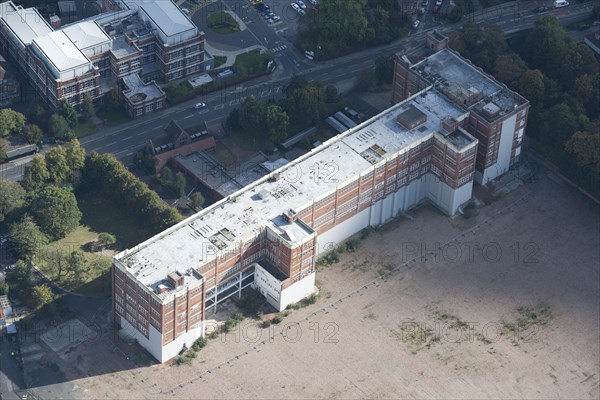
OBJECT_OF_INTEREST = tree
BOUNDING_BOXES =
[238,97,267,129]
[315,0,369,48]
[573,73,600,118]
[45,146,69,184]
[98,232,117,248]
[493,54,527,87]
[0,108,26,138]
[57,99,78,129]
[325,84,339,103]
[172,172,187,197]
[48,114,73,140]
[0,139,7,163]
[44,248,68,281]
[64,138,86,171]
[31,284,53,310]
[80,92,95,121]
[28,185,82,240]
[290,83,326,124]
[0,178,26,223]
[264,104,289,143]
[189,192,205,209]
[103,88,124,112]
[0,281,9,296]
[27,102,48,126]
[66,251,89,285]
[540,104,580,143]
[285,74,309,96]
[516,69,545,106]
[157,166,173,183]
[8,215,48,259]
[375,55,394,85]
[10,259,33,289]
[566,131,600,177]
[23,154,49,190]
[21,124,43,145]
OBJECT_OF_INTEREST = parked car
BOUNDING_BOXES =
[412,20,420,28]
[296,0,307,9]
[533,5,549,12]
[193,102,206,109]
[290,2,300,11]
[181,8,189,14]
[272,15,281,22]
[436,0,442,5]
[308,0,318,5]
[298,8,306,15]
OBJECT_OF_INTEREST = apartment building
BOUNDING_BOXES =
[113,84,482,362]
[0,0,204,111]
[392,32,530,184]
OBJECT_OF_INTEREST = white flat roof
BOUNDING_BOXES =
[32,31,91,73]
[123,0,196,38]
[0,2,53,46]
[62,20,111,50]
[116,88,470,301]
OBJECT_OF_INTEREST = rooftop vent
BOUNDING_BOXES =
[482,102,501,119]
[167,271,184,289]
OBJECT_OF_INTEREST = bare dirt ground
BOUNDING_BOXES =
[39,167,599,399]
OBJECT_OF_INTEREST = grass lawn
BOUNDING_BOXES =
[36,225,113,295]
[214,55,227,68]
[77,192,154,249]
[206,12,240,35]
[212,141,237,166]
[73,120,97,137]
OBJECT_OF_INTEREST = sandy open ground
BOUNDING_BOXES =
[44,169,599,399]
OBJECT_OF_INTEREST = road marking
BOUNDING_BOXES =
[199,108,210,114]
[229,99,240,106]
[215,104,225,110]
[183,114,194,119]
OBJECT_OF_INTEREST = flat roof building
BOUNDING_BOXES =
[0,0,204,110]
[392,32,530,184]
[113,84,482,362]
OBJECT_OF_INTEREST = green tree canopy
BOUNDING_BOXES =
[57,99,78,128]
[0,178,26,223]
[64,138,86,171]
[172,172,186,197]
[66,251,89,285]
[80,92,95,121]
[28,185,82,240]
[31,284,53,310]
[493,53,528,87]
[45,146,69,184]
[98,232,117,248]
[375,55,395,85]
[0,108,26,138]
[21,124,43,144]
[23,154,50,190]
[566,130,600,177]
[189,192,205,209]
[265,104,290,143]
[8,215,49,259]
[516,69,545,106]
[48,114,73,140]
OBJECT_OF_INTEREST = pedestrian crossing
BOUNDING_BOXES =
[271,44,288,53]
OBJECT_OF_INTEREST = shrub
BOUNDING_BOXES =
[271,314,283,324]
[261,319,272,328]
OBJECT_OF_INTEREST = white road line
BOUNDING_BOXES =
[183,114,194,119]
[199,108,210,114]
[215,104,225,110]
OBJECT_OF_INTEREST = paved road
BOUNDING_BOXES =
[0,332,26,400]
[1,2,594,180]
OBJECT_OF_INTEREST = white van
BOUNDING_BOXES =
[554,0,569,8]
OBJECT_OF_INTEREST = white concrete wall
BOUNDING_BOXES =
[253,263,282,311]
[482,114,516,184]
[119,316,203,363]
[316,205,370,253]
[280,272,316,311]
